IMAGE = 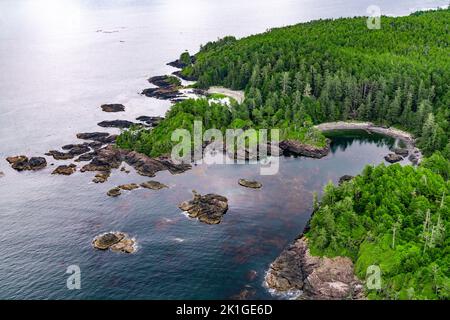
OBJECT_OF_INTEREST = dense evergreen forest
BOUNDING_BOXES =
[182,8,449,156]
[116,9,449,299]
[308,153,449,299]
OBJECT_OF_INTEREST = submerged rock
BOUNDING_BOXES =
[92,232,136,253]
[265,237,364,300]
[92,171,110,183]
[279,140,330,158]
[101,104,125,112]
[140,180,168,190]
[238,179,262,189]
[385,153,403,163]
[0,171,4,177]
[118,183,139,191]
[338,175,354,185]
[52,164,76,175]
[97,120,136,129]
[179,191,229,225]
[107,187,121,197]
[6,156,47,171]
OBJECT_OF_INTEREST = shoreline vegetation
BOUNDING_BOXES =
[3,7,449,300]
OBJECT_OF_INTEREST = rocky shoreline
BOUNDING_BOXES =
[265,236,365,300]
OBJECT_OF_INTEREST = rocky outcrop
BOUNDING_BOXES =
[384,153,403,163]
[6,156,47,171]
[46,144,91,160]
[52,164,76,175]
[141,87,182,100]
[279,140,330,158]
[80,145,191,178]
[136,116,164,127]
[75,152,96,162]
[179,191,229,225]
[124,151,191,176]
[92,232,136,253]
[265,237,364,300]
[172,70,197,81]
[392,148,409,157]
[118,183,139,191]
[167,56,195,69]
[107,187,121,197]
[140,180,168,190]
[92,171,110,183]
[101,104,125,112]
[76,132,117,144]
[148,75,181,88]
[97,120,136,129]
[338,175,354,185]
[238,179,262,189]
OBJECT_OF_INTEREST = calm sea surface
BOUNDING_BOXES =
[0,0,444,299]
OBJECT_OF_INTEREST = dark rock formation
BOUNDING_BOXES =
[118,183,139,191]
[178,191,229,225]
[92,232,136,253]
[80,145,191,179]
[107,187,121,197]
[338,175,354,185]
[76,132,117,144]
[75,152,96,162]
[6,156,47,171]
[148,75,181,88]
[80,145,123,172]
[136,116,164,127]
[97,120,136,129]
[172,70,197,81]
[101,104,125,112]
[392,148,409,157]
[140,180,168,190]
[141,87,182,100]
[167,56,195,69]
[52,164,76,175]
[265,237,364,300]
[238,179,262,189]
[92,171,110,183]
[45,150,74,160]
[279,140,330,158]
[385,153,403,163]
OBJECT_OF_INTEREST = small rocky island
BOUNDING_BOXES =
[179,191,229,224]
[101,104,125,112]
[6,156,47,171]
[238,179,262,189]
[92,232,136,254]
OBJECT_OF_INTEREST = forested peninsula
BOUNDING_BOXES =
[117,9,449,299]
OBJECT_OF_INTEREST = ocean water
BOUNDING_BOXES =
[0,0,443,300]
